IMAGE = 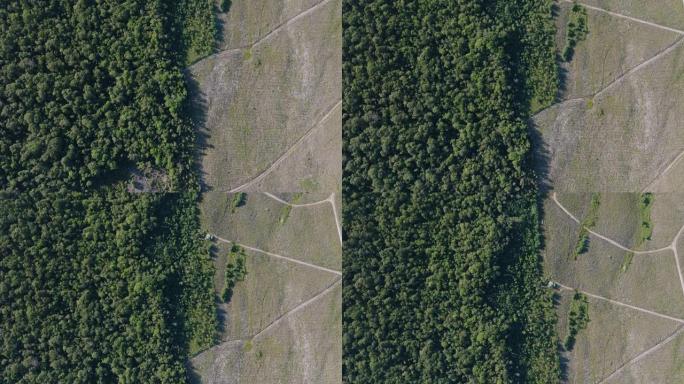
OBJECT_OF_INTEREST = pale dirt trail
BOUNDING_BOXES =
[556,283,684,324]
[641,147,684,192]
[551,193,672,254]
[532,36,684,120]
[188,0,334,69]
[562,0,684,35]
[213,236,341,275]
[227,100,342,193]
[192,279,341,360]
[262,192,342,244]
[598,326,684,383]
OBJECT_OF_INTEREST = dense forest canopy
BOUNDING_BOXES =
[0,0,217,382]
[342,0,560,382]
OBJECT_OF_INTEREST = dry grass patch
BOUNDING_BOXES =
[190,0,341,191]
[580,0,684,30]
[200,192,341,270]
[554,1,681,99]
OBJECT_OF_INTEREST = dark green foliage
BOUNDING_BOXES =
[573,193,600,258]
[221,0,232,13]
[563,2,589,61]
[343,0,560,382]
[170,0,217,65]
[574,231,590,255]
[230,192,248,212]
[221,245,247,303]
[0,188,216,382]
[639,193,653,244]
[0,0,203,192]
[0,0,217,381]
[564,291,589,350]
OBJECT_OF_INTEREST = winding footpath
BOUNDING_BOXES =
[212,235,341,276]
[263,192,342,244]
[561,0,684,35]
[552,193,684,382]
[188,0,334,69]
[227,100,342,194]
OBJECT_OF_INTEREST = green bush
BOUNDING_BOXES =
[221,245,248,302]
[564,291,590,350]
[563,2,589,61]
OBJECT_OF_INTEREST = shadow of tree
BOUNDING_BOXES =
[184,69,214,192]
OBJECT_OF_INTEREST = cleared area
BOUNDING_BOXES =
[554,289,682,383]
[200,192,341,271]
[534,39,684,192]
[191,281,341,384]
[577,0,684,31]
[553,1,681,100]
[190,0,341,192]
[192,191,341,383]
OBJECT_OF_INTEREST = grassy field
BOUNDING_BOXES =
[190,0,341,192]
[545,194,684,316]
[192,191,341,383]
[555,289,682,383]
[215,0,324,51]
[246,102,341,195]
[554,1,681,100]
[533,39,684,192]
[190,281,340,384]
[544,191,684,381]
[200,192,341,270]
[580,0,684,30]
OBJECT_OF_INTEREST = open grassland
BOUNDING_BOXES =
[534,39,684,192]
[193,192,341,383]
[554,1,681,100]
[190,0,341,192]
[579,0,684,30]
[601,329,684,383]
[215,246,338,341]
[545,194,684,317]
[216,0,325,51]
[544,190,684,382]
[245,102,341,195]
[191,281,340,384]
[200,193,341,270]
[555,289,682,383]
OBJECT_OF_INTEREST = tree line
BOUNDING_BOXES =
[342,0,561,382]
[0,0,218,382]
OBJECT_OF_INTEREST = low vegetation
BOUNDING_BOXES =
[574,193,600,258]
[343,0,561,382]
[221,245,248,302]
[230,192,248,213]
[564,291,590,350]
[638,193,653,245]
[563,2,589,61]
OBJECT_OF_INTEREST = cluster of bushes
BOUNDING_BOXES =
[170,0,217,65]
[0,0,218,381]
[564,291,590,350]
[563,2,589,61]
[574,193,600,258]
[230,192,248,213]
[221,245,248,302]
[343,0,561,382]
[639,193,653,244]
